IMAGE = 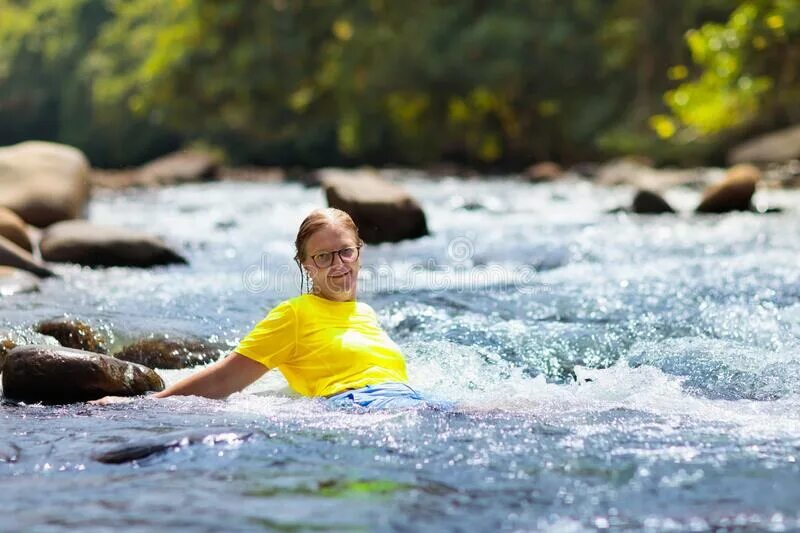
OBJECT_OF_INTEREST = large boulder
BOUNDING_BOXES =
[0,267,40,296]
[696,164,760,214]
[114,337,223,369]
[632,190,675,214]
[0,207,32,252]
[2,345,164,404]
[321,169,429,244]
[0,141,90,227]
[728,125,800,165]
[40,220,187,267]
[35,318,108,354]
[0,235,55,278]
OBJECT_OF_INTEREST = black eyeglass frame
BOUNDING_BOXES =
[309,245,362,268]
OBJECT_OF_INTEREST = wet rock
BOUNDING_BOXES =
[523,162,564,183]
[2,345,164,404]
[321,169,429,244]
[696,164,760,214]
[728,124,800,164]
[92,430,256,464]
[34,318,107,354]
[0,235,55,278]
[136,149,220,186]
[0,207,32,252]
[0,337,16,373]
[0,267,40,296]
[40,220,187,267]
[632,190,675,214]
[114,337,223,369]
[0,141,91,227]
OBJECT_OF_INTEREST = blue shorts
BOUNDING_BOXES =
[323,382,454,411]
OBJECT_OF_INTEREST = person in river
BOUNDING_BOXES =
[93,207,449,410]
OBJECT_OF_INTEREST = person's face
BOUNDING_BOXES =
[302,224,361,301]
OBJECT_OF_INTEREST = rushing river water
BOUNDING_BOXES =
[2,175,800,531]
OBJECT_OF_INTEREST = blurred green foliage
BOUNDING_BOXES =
[0,0,795,167]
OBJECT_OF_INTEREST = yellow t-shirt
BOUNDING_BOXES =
[234,293,408,397]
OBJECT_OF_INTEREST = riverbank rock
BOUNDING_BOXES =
[523,162,564,183]
[0,141,90,227]
[632,190,675,214]
[0,267,40,296]
[39,220,187,267]
[728,125,800,165]
[696,164,760,214]
[321,169,429,244]
[137,150,220,186]
[0,236,55,278]
[2,345,164,404]
[596,158,705,190]
[114,337,223,369]
[34,318,107,354]
[0,207,32,252]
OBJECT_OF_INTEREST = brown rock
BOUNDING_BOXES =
[0,141,90,227]
[632,190,675,214]
[35,318,108,354]
[0,266,40,296]
[219,166,286,182]
[696,164,760,214]
[2,345,164,404]
[40,220,187,268]
[114,337,223,369]
[136,150,220,186]
[0,337,16,373]
[0,207,32,252]
[321,169,429,244]
[524,162,564,182]
[0,235,55,278]
[728,125,800,164]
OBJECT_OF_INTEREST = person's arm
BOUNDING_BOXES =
[89,352,268,404]
[151,351,268,399]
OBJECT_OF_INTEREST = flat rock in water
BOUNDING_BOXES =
[34,317,108,354]
[0,236,55,278]
[0,141,91,227]
[91,430,257,464]
[0,267,40,297]
[696,164,760,214]
[321,169,429,244]
[114,337,223,369]
[1,345,164,404]
[40,220,187,267]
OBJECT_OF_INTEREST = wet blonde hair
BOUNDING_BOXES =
[294,208,364,293]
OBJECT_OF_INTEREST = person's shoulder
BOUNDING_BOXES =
[264,296,299,319]
[355,300,379,319]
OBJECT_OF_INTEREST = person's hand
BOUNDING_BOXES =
[88,395,134,405]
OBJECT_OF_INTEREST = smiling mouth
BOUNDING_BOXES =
[329,271,350,279]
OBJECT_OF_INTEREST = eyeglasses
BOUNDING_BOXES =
[309,246,361,268]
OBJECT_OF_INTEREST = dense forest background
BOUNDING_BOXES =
[0,0,798,169]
